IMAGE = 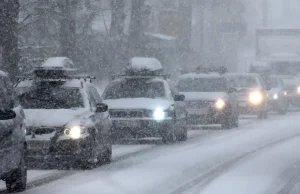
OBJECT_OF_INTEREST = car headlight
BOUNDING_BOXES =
[153,108,167,121]
[64,126,87,139]
[215,99,225,110]
[297,87,300,94]
[273,94,278,100]
[249,91,263,105]
[284,91,287,96]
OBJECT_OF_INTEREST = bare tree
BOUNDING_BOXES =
[110,0,126,37]
[178,0,192,65]
[0,0,20,79]
[58,0,78,61]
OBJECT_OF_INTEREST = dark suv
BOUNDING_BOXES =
[0,71,27,192]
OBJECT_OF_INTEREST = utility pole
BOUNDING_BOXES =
[262,0,268,27]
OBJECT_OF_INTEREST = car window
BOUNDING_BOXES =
[19,87,84,109]
[87,87,97,108]
[0,77,14,110]
[103,79,166,99]
[177,77,227,92]
[90,86,102,104]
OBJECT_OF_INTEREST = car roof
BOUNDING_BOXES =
[179,72,221,79]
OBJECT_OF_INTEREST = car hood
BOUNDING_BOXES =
[268,88,281,95]
[24,109,90,127]
[180,92,228,101]
[104,98,173,110]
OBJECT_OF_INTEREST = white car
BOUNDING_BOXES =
[103,57,187,143]
[16,57,112,168]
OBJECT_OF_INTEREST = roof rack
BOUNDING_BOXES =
[15,74,96,87]
[196,66,228,75]
[111,74,171,80]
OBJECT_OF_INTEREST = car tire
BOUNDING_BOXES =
[258,110,268,119]
[100,145,112,164]
[177,126,187,141]
[162,126,176,144]
[279,107,287,115]
[6,152,27,193]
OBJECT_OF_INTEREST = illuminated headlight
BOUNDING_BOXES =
[273,94,278,100]
[153,108,166,121]
[215,99,225,110]
[284,91,287,96]
[297,87,300,94]
[249,91,263,105]
[64,126,87,139]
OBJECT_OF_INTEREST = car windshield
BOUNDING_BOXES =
[228,76,259,88]
[19,87,84,109]
[177,78,227,92]
[103,79,165,99]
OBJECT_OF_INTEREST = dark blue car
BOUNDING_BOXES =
[0,71,27,192]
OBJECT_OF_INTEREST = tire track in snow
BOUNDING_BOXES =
[171,133,300,194]
[263,160,300,194]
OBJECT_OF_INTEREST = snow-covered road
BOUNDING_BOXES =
[2,113,300,194]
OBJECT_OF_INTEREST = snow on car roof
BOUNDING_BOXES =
[129,57,162,71]
[41,57,75,69]
[179,73,221,79]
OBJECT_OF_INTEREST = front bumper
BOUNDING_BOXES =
[238,100,265,115]
[285,93,300,107]
[25,135,94,163]
[186,108,225,125]
[0,144,22,178]
[111,118,174,138]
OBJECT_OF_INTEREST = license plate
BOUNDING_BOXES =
[27,141,50,150]
[114,120,141,128]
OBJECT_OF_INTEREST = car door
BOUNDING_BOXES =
[86,87,105,152]
[168,83,186,131]
[0,76,25,173]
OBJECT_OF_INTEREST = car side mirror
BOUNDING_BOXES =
[228,87,237,93]
[95,103,108,113]
[266,85,272,91]
[0,110,16,120]
[174,94,185,101]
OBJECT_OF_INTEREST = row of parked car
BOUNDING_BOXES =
[0,56,298,192]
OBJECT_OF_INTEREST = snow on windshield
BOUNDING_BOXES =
[177,78,227,92]
[227,76,260,88]
[19,88,84,109]
[103,79,165,99]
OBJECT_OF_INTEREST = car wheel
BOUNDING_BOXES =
[258,110,268,119]
[99,145,112,164]
[6,152,27,192]
[177,126,187,141]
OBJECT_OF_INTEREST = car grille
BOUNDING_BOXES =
[186,101,211,109]
[109,109,150,118]
[26,127,59,136]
